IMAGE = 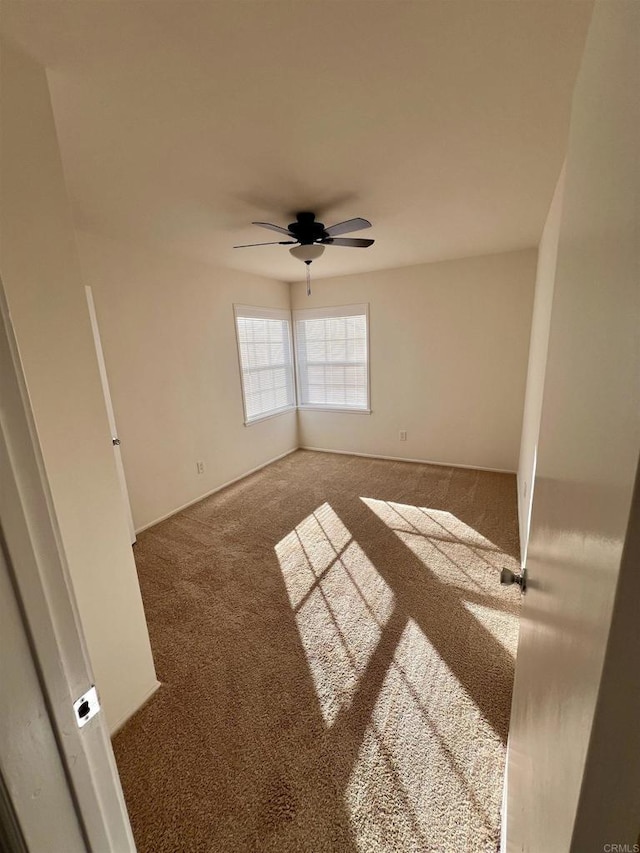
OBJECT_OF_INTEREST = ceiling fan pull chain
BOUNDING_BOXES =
[305,261,311,296]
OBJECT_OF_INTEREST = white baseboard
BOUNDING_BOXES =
[134,447,299,534]
[300,445,516,475]
[109,678,161,736]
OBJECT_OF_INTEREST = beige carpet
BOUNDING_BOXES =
[113,449,521,853]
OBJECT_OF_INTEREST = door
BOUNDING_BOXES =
[0,278,136,850]
[85,286,137,545]
[504,4,640,851]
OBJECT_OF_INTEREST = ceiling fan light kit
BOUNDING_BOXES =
[289,243,325,262]
[234,211,375,296]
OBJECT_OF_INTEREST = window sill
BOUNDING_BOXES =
[297,406,372,415]
[244,406,296,426]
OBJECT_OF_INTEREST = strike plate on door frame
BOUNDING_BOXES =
[73,685,100,727]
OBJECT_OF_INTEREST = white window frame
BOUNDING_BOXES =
[292,303,371,414]
[233,304,296,426]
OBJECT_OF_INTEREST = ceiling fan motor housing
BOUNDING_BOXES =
[287,212,328,245]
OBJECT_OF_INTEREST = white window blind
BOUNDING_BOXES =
[293,304,370,411]
[234,306,295,423]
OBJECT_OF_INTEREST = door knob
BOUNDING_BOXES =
[501,567,526,592]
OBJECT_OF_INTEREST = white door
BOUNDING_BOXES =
[504,4,640,850]
[0,278,136,850]
[85,286,137,545]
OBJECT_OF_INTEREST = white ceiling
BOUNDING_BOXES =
[2,2,592,282]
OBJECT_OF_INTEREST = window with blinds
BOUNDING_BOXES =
[293,304,370,412]
[234,306,295,424]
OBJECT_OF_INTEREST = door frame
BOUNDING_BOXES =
[0,277,135,850]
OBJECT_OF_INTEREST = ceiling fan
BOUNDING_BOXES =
[234,211,375,294]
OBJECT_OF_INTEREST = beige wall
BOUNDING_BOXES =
[517,165,565,565]
[291,250,536,473]
[0,39,158,732]
[76,231,297,532]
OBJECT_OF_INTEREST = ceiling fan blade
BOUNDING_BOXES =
[252,221,294,237]
[321,237,375,248]
[233,240,297,248]
[324,217,372,237]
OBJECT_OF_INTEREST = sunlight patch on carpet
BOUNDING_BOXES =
[359,501,497,548]
[344,618,500,852]
[275,502,395,726]
[360,498,520,597]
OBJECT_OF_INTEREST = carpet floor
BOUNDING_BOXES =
[113,449,521,853]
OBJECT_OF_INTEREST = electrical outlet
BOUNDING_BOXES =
[196,460,205,475]
[399,430,407,441]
